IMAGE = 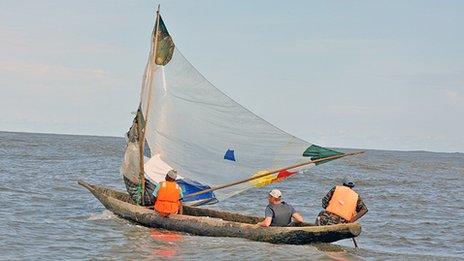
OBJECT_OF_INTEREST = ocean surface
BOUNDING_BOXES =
[0,131,463,260]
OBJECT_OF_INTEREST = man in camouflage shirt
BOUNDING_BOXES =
[316,179,368,226]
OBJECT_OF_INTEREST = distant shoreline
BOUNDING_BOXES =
[1,130,462,154]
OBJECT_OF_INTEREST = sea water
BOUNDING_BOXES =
[0,131,463,260]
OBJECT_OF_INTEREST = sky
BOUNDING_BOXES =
[1,0,463,153]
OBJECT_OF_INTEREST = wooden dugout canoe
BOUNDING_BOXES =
[78,180,361,244]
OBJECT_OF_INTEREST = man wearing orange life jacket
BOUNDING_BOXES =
[315,179,368,226]
[154,170,183,216]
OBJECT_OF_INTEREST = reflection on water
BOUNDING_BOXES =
[153,247,177,259]
[150,230,182,258]
[313,243,347,252]
[1,131,463,260]
[150,229,183,242]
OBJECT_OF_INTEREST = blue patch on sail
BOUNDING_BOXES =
[224,149,236,161]
[177,178,216,202]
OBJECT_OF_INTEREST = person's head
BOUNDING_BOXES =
[268,189,282,204]
[165,169,178,182]
[342,178,355,188]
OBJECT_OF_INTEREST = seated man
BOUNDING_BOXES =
[154,170,183,216]
[315,179,368,226]
[258,189,304,227]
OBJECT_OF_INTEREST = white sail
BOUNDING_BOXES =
[122,14,342,205]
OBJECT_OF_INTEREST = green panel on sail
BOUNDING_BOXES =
[302,145,343,165]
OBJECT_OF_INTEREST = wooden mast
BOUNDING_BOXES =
[138,4,161,205]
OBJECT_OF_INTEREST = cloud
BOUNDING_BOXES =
[388,70,464,89]
[327,104,401,117]
[0,24,120,90]
[444,89,464,103]
[0,24,119,56]
[0,60,109,79]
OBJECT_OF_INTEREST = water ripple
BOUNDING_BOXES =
[1,131,463,260]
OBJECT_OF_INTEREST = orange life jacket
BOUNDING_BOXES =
[154,181,181,215]
[325,186,358,221]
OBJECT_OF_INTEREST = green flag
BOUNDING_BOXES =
[155,15,175,65]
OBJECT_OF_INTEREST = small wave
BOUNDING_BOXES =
[0,186,46,196]
[87,210,116,220]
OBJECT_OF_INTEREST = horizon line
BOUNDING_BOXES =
[1,129,462,154]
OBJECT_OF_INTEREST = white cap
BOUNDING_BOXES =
[166,169,177,180]
[269,189,282,198]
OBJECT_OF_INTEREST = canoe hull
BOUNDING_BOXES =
[79,180,361,244]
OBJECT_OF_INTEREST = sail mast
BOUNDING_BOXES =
[138,4,161,204]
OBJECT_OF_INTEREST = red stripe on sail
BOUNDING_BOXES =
[277,170,296,180]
